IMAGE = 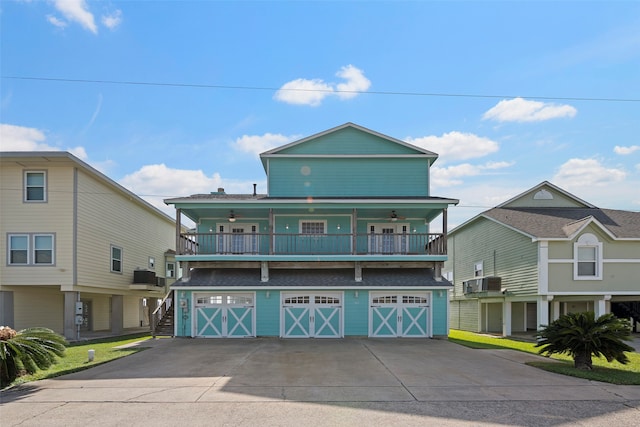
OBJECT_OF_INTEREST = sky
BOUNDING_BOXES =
[1,0,640,232]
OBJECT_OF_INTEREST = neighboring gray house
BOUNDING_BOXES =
[445,181,640,336]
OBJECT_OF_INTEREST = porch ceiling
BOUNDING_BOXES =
[174,199,455,223]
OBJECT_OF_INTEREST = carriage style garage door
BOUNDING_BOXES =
[281,292,343,338]
[369,292,430,337]
[194,292,255,338]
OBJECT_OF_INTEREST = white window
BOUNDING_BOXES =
[148,257,155,269]
[111,245,123,273]
[474,261,483,277]
[574,234,602,280]
[8,233,54,265]
[300,220,326,235]
[8,235,29,264]
[166,262,175,278]
[24,171,47,202]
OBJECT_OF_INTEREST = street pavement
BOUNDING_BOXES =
[1,338,639,426]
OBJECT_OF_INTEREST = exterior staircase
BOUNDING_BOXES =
[152,290,175,337]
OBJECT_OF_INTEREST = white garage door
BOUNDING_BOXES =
[281,292,343,338]
[194,292,255,338]
[369,292,430,337]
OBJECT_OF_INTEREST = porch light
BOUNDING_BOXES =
[285,224,289,230]
[390,210,398,222]
[228,211,236,222]
[337,224,341,230]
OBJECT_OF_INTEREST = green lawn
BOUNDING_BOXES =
[5,333,153,388]
[449,329,640,385]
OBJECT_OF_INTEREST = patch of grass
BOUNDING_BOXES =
[5,334,152,388]
[448,329,640,385]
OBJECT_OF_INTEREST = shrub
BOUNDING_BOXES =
[536,312,634,370]
[0,326,67,387]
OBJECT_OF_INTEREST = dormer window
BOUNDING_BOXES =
[574,233,602,280]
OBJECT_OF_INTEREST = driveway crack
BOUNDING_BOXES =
[360,340,418,401]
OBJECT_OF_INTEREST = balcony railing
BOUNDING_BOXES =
[178,232,446,256]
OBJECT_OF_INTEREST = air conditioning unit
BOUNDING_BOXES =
[481,276,502,291]
[463,278,482,294]
[463,277,502,293]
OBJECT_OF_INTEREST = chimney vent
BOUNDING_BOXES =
[217,187,225,193]
[253,183,257,196]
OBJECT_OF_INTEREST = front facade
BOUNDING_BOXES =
[0,152,177,340]
[166,123,458,338]
[445,181,640,336]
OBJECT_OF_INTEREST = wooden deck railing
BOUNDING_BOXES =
[178,232,446,256]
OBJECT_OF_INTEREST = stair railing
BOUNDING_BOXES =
[152,289,174,338]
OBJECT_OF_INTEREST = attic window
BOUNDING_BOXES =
[533,189,554,200]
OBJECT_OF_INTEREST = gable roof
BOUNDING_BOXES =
[1,151,175,224]
[451,181,640,240]
[483,207,640,239]
[260,122,439,169]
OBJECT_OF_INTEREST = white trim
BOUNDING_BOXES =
[548,291,640,296]
[573,233,603,280]
[24,170,47,202]
[259,122,438,157]
[538,241,549,294]
[172,285,452,291]
[549,258,640,264]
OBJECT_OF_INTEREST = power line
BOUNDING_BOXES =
[2,75,639,103]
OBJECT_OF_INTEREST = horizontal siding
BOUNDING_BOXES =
[268,158,429,197]
[0,163,74,286]
[75,168,175,290]
[10,286,63,333]
[450,299,479,332]
[344,290,368,335]
[278,127,420,155]
[431,292,448,335]
[446,218,538,297]
[548,263,640,293]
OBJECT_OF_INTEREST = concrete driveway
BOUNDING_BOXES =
[2,338,639,426]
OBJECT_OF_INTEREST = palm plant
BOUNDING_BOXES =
[536,311,634,370]
[0,326,67,387]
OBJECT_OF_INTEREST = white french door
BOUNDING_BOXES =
[368,223,410,254]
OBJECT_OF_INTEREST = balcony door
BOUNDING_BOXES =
[368,223,409,254]
[217,223,259,254]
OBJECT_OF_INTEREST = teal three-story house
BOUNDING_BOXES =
[163,123,458,338]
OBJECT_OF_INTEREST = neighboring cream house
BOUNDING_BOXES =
[445,181,640,336]
[0,152,177,340]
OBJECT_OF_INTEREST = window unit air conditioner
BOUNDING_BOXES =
[463,278,482,294]
[463,277,502,293]
[481,276,502,291]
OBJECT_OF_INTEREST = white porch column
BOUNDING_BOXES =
[595,295,611,318]
[502,299,512,337]
[537,295,551,330]
[261,261,269,282]
[551,300,560,321]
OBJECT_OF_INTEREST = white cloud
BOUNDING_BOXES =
[406,131,499,162]
[431,161,513,188]
[46,14,67,28]
[334,65,372,100]
[0,123,89,158]
[274,65,371,106]
[614,145,640,155]
[101,9,122,30]
[483,97,577,122]
[234,133,300,156]
[553,158,627,189]
[52,0,97,34]
[119,164,266,221]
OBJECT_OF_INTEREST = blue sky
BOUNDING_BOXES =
[1,1,639,231]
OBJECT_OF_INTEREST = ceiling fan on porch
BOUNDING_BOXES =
[227,210,239,222]
[387,210,406,222]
